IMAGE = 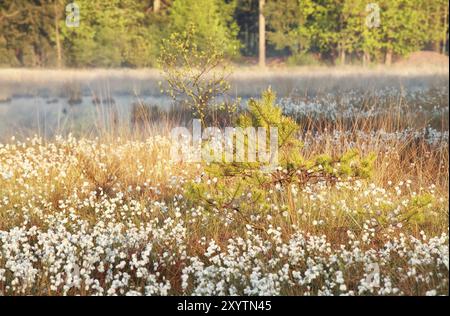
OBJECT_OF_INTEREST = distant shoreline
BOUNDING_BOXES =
[1,65,448,100]
[1,64,449,82]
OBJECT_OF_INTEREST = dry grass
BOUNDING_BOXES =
[0,67,448,295]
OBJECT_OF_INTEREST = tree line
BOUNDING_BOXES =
[0,0,448,68]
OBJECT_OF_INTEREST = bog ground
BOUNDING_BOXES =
[0,67,448,295]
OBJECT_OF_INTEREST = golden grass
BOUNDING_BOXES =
[0,68,448,295]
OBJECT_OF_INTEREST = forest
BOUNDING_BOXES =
[0,0,448,68]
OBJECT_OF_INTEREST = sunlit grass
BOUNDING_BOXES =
[0,68,448,295]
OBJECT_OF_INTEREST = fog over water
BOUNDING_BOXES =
[0,68,448,139]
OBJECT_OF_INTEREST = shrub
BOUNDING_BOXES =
[287,52,321,66]
[186,88,377,216]
[158,25,238,126]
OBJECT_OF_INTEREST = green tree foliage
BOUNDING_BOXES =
[377,0,428,64]
[264,0,448,65]
[421,0,449,54]
[0,0,60,67]
[235,0,259,56]
[265,0,315,55]
[169,0,240,57]
[61,0,164,67]
[0,0,169,67]
[0,0,448,67]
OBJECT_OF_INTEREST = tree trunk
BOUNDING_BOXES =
[433,41,440,53]
[339,44,346,65]
[363,50,371,67]
[385,47,393,66]
[442,5,448,55]
[259,0,266,68]
[154,0,161,13]
[54,2,62,68]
